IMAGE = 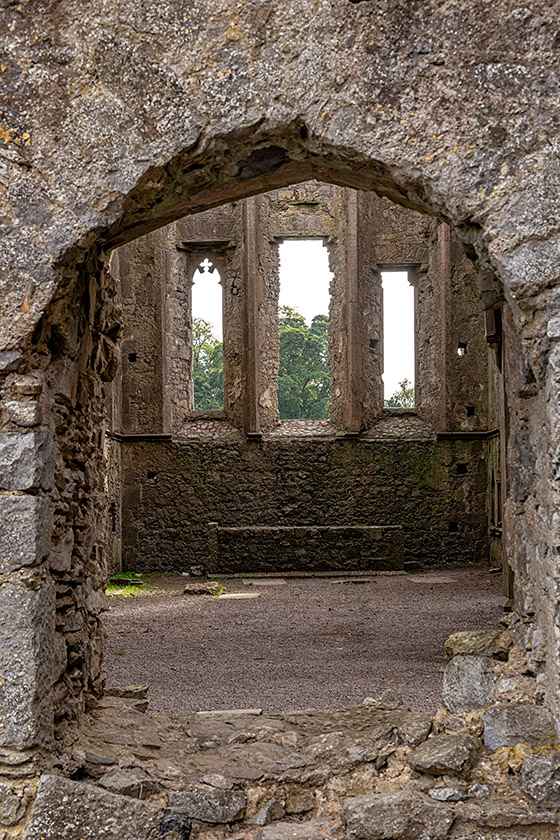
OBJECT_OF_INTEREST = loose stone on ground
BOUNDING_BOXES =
[182,582,220,596]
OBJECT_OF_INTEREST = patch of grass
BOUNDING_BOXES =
[106,571,152,598]
[106,571,194,597]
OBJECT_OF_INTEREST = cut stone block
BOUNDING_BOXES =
[0,782,27,827]
[98,768,161,799]
[409,733,480,776]
[105,684,149,700]
[182,581,219,596]
[0,431,54,491]
[0,580,55,750]
[217,592,260,600]
[483,703,559,750]
[444,628,512,661]
[522,752,560,808]
[0,351,22,372]
[0,495,50,574]
[23,775,189,840]
[453,797,558,829]
[341,788,454,840]
[443,654,495,712]
[168,789,246,823]
[250,799,285,825]
[258,820,339,840]
[4,401,41,428]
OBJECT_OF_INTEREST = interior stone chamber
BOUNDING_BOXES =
[106,184,499,577]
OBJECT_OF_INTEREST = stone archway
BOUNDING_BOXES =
[2,0,560,833]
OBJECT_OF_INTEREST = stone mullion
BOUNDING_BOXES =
[344,190,364,433]
[242,197,261,436]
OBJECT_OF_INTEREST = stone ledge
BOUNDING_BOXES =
[213,525,404,574]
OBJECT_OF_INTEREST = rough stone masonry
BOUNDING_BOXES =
[107,183,496,575]
[2,0,560,836]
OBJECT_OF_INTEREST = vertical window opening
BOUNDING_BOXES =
[382,270,415,407]
[191,258,224,410]
[278,240,332,420]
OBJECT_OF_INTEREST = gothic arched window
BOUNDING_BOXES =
[191,258,224,411]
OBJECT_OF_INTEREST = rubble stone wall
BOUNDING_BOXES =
[119,436,490,573]
[110,186,494,576]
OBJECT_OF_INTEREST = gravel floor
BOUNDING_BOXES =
[104,566,503,714]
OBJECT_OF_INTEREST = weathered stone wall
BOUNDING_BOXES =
[119,434,490,573]
[0,255,118,812]
[110,185,494,577]
[110,185,490,440]
[108,232,167,435]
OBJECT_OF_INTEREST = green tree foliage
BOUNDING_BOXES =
[385,377,415,408]
[278,306,331,419]
[192,317,224,410]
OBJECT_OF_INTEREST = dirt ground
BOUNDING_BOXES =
[103,566,503,714]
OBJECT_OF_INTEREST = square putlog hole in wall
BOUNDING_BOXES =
[466,405,476,417]
[456,463,469,476]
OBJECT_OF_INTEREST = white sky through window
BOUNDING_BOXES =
[382,270,415,399]
[191,262,223,341]
[278,240,331,322]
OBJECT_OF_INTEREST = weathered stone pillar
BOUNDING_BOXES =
[356,191,384,426]
[242,197,261,437]
[111,236,167,435]
[0,382,56,777]
[343,191,364,432]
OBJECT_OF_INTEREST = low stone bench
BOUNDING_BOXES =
[207,523,404,574]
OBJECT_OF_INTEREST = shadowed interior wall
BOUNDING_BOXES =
[108,185,498,574]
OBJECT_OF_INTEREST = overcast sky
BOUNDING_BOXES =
[191,240,415,400]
